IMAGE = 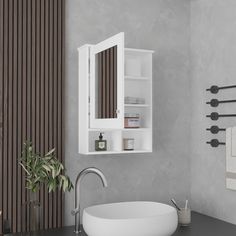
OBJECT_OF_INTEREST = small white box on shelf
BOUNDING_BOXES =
[125,57,141,77]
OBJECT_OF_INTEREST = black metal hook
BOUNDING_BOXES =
[206,85,236,94]
[206,112,236,120]
[206,126,226,134]
[206,139,225,147]
[206,99,236,107]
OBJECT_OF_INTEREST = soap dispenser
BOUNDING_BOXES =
[95,133,107,151]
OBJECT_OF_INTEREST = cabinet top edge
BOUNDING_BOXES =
[77,44,93,51]
[77,45,154,53]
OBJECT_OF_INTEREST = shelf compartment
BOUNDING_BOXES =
[122,129,152,152]
[88,130,122,153]
[124,107,151,129]
[124,80,151,105]
[125,49,153,78]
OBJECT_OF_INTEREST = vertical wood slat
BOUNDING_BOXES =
[39,0,45,230]
[7,0,13,232]
[44,0,49,229]
[110,48,114,118]
[102,52,106,118]
[22,0,27,231]
[26,0,32,230]
[0,0,65,233]
[35,0,41,230]
[53,0,58,228]
[0,0,4,234]
[105,50,110,118]
[48,0,53,229]
[3,0,9,228]
[17,0,23,232]
[12,0,18,232]
[114,46,117,117]
[61,0,65,226]
[98,53,102,118]
[57,0,62,224]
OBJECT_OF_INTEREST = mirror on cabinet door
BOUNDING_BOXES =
[95,46,117,119]
[90,32,124,129]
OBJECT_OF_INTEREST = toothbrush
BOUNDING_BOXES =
[185,200,188,209]
[171,199,181,211]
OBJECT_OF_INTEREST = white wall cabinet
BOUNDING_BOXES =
[78,33,154,155]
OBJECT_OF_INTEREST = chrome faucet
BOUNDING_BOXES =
[71,167,108,234]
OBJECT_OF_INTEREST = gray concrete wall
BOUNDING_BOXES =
[64,0,191,226]
[190,0,236,224]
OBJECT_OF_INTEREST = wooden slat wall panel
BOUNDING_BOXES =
[0,0,65,233]
[0,0,3,231]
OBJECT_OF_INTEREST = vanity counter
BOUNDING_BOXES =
[6,211,236,236]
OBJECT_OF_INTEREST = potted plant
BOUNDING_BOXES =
[19,142,73,231]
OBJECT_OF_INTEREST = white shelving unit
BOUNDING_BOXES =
[78,33,154,155]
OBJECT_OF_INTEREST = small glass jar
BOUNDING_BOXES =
[178,208,191,226]
[123,138,134,150]
[124,113,140,128]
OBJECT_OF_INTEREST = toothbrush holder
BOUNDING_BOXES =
[177,208,191,226]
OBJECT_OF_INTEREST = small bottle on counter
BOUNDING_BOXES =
[95,133,107,151]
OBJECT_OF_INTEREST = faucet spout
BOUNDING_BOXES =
[72,167,108,234]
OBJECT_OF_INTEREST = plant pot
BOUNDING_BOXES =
[29,191,41,232]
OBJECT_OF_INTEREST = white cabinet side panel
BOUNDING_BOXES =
[78,46,90,154]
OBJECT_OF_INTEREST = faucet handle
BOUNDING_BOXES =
[71,208,79,216]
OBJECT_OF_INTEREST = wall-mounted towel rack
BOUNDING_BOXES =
[206,139,226,147]
[206,99,236,107]
[206,126,226,134]
[206,85,236,94]
[206,112,236,120]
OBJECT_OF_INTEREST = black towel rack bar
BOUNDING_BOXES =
[206,139,226,147]
[206,126,226,134]
[206,99,236,107]
[206,112,236,120]
[206,85,236,94]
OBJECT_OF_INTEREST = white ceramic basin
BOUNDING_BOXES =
[83,201,178,236]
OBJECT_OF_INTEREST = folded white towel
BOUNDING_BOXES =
[232,127,236,157]
[226,127,236,190]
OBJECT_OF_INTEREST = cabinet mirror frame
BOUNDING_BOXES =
[90,32,124,129]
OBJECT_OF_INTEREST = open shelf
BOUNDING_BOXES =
[125,75,150,81]
[123,128,151,131]
[125,104,150,107]
[84,150,152,155]
[89,128,122,131]
[89,128,151,131]
[125,48,154,54]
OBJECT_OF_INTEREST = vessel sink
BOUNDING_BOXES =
[83,201,178,236]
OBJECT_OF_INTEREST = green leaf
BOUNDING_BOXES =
[19,163,30,176]
[42,164,51,172]
[45,148,55,157]
[52,168,55,179]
